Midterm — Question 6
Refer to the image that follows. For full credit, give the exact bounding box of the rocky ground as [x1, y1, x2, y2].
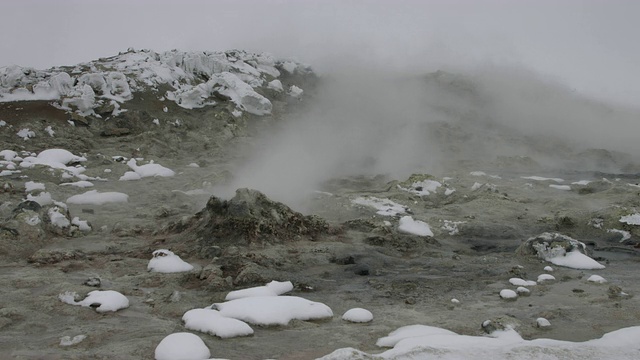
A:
[1, 52, 640, 359]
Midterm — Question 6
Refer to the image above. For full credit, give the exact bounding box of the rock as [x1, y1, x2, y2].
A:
[168, 291, 181, 303]
[95, 100, 116, 115]
[509, 265, 527, 278]
[352, 264, 370, 276]
[83, 277, 101, 287]
[516, 287, 531, 296]
[13, 200, 41, 214]
[100, 127, 131, 137]
[199, 264, 224, 280]
[334, 255, 356, 265]
[233, 263, 271, 286]
[608, 285, 628, 299]
[69, 112, 89, 126]
[28, 249, 86, 265]
[516, 232, 591, 259]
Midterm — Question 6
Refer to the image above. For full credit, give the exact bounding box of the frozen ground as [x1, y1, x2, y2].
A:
[1, 50, 640, 359]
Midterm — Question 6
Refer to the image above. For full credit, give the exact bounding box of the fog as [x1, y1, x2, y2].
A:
[2, 1, 639, 207]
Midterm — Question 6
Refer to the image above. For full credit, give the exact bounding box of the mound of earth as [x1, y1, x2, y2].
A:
[165, 188, 335, 255]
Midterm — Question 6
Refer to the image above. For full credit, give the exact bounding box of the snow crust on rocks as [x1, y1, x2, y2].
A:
[66, 190, 128, 205]
[398, 179, 442, 196]
[24, 181, 45, 192]
[516, 287, 530, 295]
[48, 207, 70, 228]
[182, 308, 254, 339]
[375, 325, 457, 347]
[126, 159, 175, 178]
[267, 79, 283, 91]
[322, 324, 640, 359]
[59, 335, 87, 347]
[620, 213, 640, 225]
[587, 275, 607, 283]
[147, 249, 194, 273]
[521, 176, 564, 182]
[549, 250, 605, 269]
[0, 49, 310, 117]
[352, 196, 408, 216]
[60, 180, 94, 188]
[19, 149, 87, 177]
[529, 233, 605, 270]
[509, 278, 537, 286]
[500, 289, 518, 299]
[59, 290, 129, 312]
[398, 216, 433, 237]
[342, 308, 373, 323]
[537, 274, 556, 282]
[537, 318, 552, 328]
[225, 280, 294, 301]
[214, 296, 333, 326]
[154, 332, 211, 360]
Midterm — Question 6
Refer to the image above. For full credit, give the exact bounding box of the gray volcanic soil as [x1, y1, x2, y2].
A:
[2, 77, 640, 359]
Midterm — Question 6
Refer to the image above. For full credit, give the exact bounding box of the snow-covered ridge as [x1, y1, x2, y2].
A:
[0, 49, 312, 116]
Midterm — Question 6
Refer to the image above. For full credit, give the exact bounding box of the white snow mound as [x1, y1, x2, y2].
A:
[182, 308, 253, 339]
[398, 216, 433, 237]
[127, 159, 175, 178]
[154, 332, 211, 360]
[59, 290, 129, 312]
[214, 296, 333, 326]
[225, 280, 294, 301]
[342, 308, 373, 323]
[147, 249, 194, 273]
[66, 190, 128, 205]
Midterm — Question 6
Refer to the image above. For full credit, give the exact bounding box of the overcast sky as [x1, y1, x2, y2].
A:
[2, 0, 638, 106]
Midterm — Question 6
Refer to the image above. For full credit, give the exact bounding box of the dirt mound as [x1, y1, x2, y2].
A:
[166, 188, 336, 256]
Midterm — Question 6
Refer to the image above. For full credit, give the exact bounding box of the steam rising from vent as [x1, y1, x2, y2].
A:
[216, 68, 445, 208]
[218, 61, 640, 209]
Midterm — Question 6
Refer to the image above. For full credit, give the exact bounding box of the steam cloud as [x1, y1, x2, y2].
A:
[218, 58, 640, 209]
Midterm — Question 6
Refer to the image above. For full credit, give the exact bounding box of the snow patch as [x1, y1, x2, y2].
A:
[620, 213, 640, 225]
[147, 249, 194, 273]
[66, 190, 128, 205]
[500, 289, 518, 299]
[24, 181, 45, 192]
[182, 308, 254, 339]
[398, 216, 433, 237]
[126, 158, 175, 178]
[342, 308, 373, 323]
[587, 275, 607, 283]
[154, 332, 210, 360]
[509, 278, 536, 287]
[225, 280, 293, 301]
[214, 296, 333, 326]
[352, 196, 408, 216]
[59, 290, 129, 312]
[522, 176, 564, 182]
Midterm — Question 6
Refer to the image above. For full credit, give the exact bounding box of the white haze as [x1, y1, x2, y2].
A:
[2, 0, 640, 207]
[222, 60, 640, 208]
